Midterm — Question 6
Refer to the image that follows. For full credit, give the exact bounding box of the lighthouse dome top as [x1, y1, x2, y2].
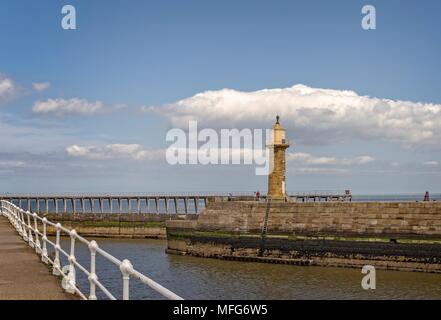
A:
[272, 115, 284, 130]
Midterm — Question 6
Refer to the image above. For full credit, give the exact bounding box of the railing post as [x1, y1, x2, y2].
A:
[12, 205, 19, 231]
[15, 206, 23, 236]
[120, 259, 133, 300]
[33, 213, 41, 254]
[27, 212, 34, 248]
[88, 240, 98, 300]
[41, 217, 49, 264]
[20, 209, 28, 241]
[65, 229, 77, 294]
[53, 223, 61, 275]
[16, 206, 21, 231]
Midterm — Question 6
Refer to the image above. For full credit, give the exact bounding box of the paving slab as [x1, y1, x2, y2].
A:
[0, 217, 73, 300]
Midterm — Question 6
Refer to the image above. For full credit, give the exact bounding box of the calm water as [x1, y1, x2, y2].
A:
[55, 238, 441, 300]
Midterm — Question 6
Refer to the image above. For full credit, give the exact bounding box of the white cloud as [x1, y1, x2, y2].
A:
[148, 84, 441, 146]
[0, 160, 26, 168]
[66, 144, 164, 161]
[33, 98, 105, 116]
[423, 161, 439, 166]
[0, 74, 20, 104]
[293, 167, 350, 174]
[32, 82, 50, 92]
[287, 152, 375, 166]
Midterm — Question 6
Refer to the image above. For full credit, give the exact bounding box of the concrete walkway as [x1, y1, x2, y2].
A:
[0, 217, 72, 300]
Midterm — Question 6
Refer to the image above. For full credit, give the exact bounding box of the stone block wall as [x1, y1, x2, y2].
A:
[196, 201, 441, 239]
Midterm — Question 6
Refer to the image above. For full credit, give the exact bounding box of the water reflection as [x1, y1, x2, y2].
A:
[56, 238, 441, 300]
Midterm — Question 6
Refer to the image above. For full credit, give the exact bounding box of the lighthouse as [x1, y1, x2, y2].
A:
[267, 116, 290, 200]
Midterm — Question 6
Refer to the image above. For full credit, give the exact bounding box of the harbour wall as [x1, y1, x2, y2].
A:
[43, 213, 197, 239]
[165, 200, 441, 272]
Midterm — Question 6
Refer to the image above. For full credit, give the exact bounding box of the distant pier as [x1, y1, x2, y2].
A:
[0, 191, 352, 216]
[0, 193, 209, 216]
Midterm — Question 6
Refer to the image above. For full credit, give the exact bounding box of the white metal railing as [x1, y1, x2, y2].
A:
[288, 190, 352, 197]
[0, 200, 183, 300]
[0, 191, 253, 198]
[0, 190, 352, 198]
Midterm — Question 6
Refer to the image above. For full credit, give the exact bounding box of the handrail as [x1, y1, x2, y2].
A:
[0, 190, 352, 198]
[0, 200, 183, 300]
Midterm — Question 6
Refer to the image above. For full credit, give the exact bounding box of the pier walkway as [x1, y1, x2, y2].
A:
[0, 200, 183, 300]
[0, 217, 71, 300]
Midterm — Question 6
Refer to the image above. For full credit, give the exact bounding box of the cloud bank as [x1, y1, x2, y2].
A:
[147, 84, 441, 146]
[33, 98, 105, 116]
[423, 161, 439, 167]
[287, 153, 375, 166]
[66, 144, 164, 160]
[66, 143, 375, 169]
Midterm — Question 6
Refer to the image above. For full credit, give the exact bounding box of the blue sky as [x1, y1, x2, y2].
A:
[1, 0, 441, 194]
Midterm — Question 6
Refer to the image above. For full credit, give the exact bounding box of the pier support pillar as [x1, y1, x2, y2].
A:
[174, 198, 179, 214]
[165, 198, 169, 214]
[155, 198, 159, 214]
[72, 198, 77, 217]
[184, 197, 188, 217]
[194, 197, 199, 213]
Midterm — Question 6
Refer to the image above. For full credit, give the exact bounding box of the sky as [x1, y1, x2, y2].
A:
[0, 0, 441, 194]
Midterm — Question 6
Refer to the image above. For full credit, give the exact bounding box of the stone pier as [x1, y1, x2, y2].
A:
[166, 199, 441, 273]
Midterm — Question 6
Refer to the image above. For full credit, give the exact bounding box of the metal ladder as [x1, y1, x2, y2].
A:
[258, 200, 271, 257]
